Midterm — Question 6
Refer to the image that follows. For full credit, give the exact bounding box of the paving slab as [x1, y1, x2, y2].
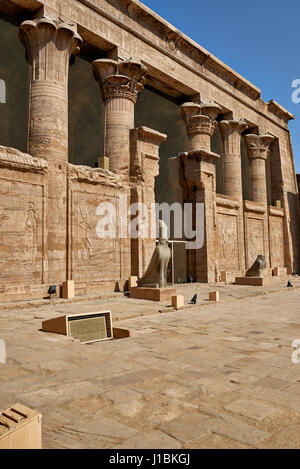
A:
[1, 285, 300, 448]
[224, 399, 276, 421]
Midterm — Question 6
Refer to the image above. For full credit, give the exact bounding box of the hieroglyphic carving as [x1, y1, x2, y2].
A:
[25, 202, 38, 264]
[79, 208, 95, 261]
[218, 213, 238, 271]
[72, 190, 120, 281]
[270, 216, 284, 267]
[246, 218, 264, 268]
[0, 180, 44, 285]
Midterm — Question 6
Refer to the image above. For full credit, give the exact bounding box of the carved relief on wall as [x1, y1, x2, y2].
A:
[217, 213, 239, 271]
[24, 202, 38, 264]
[72, 190, 120, 282]
[79, 208, 96, 261]
[270, 216, 284, 268]
[246, 217, 264, 268]
[0, 179, 43, 285]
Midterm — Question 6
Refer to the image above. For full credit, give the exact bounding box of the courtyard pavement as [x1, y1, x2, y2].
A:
[1, 278, 300, 448]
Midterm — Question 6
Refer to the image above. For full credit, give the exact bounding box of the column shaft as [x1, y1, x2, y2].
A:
[105, 97, 134, 173]
[220, 120, 247, 202]
[245, 134, 275, 206]
[19, 18, 82, 283]
[93, 59, 147, 176]
[180, 101, 221, 282]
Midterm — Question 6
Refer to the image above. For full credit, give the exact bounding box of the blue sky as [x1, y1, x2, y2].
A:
[141, 0, 300, 172]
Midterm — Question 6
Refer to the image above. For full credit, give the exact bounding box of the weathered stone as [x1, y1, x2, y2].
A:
[138, 221, 171, 289]
[117, 430, 181, 449]
[160, 412, 217, 444]
[246, 255, 267, 278]
[0, 0, 296, 299]
[224, 399, 276, 421]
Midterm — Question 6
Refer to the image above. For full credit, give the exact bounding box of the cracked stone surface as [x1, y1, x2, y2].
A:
[1, 281, 300, 448]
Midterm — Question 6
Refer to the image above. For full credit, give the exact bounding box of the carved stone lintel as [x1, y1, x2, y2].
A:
[93, 59, 147, 104]
[68, 164, 122, 188]
[216, 195, 240, 210]
[0, 146, 48, 173]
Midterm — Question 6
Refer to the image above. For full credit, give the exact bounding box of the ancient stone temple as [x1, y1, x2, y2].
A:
[0, 0, 299, 300]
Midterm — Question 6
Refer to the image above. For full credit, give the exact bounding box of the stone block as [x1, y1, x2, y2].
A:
[209, 291, 219, 302]
[224, 399, 276, 421]
[0, 403, 42, 449]
[160, 412, 216, 445]
[113, 327, 131, 339]
[61, 280, 75, 299]
[130, 287, 176, 302]
[273, 267, 287, 277]
[98, 156, 109, 170]
[171, 295, 184, 308]
[220, 271, 228, 283]
[128, 276, 138, 288]
[275, 200, 282, 208]
[235, 277, 270, 286]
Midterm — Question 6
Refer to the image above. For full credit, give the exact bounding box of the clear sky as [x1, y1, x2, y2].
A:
[141, 0, 300, 172]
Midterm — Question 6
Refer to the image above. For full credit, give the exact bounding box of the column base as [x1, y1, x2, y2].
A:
[235, 276, 271, 286]
[130, 287, 176, 302]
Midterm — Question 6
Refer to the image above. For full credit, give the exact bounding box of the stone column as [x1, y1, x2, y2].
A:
[245, 134, 275, 205]
[180, 101, 221, 282]
[19, 17, 82, 161]
[219, 119, 248, 201]
[92, 59, 147, 176]
[19, 18, 82, 284]
[219, 119, 248, 272]
[245, 133, 275, 270]
[130, 127, 167, 278]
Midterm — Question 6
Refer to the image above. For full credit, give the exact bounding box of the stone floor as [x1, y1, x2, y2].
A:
[1, 277, 300, 448]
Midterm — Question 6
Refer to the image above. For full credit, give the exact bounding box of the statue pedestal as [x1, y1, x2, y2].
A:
[130, 287, 176, 302]
[235, 276, 271, 286]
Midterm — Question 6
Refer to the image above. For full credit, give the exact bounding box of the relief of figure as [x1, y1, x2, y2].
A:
[248, 229, 263, 266]
[25, 202, 38, 264]
[219, 227, 226, 260]
[138, 220, 171, 288]
[79, 208, 95, 260]
[272, 225, 284, 266]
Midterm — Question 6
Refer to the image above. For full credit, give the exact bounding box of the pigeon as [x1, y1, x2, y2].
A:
[287, 281, 293, 288]
[190, 294, 197, 304]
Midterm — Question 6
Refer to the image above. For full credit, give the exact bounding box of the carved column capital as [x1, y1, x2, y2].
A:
[19, 17, 82, 84]
[245, 133, 275, 161]
[93, 59, 147, 104]
[220, 119, 248, 154]
[181, 101, 221, 152]
[188, 114, 217, 137]
[181, 101, 221, 135]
